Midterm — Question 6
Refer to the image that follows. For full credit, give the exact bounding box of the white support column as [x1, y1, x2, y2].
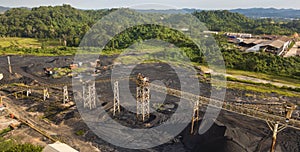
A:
[143, 85, 150, 120]
[89, 81, 96, 109]
[82, 81, 96, 110]
[43, 88, 50, 101]
[63, 86, 69, 104]
[113, 81, 120, 116]
[26, 89, 32, 97]
[7, 56, 12, 74]
[136, 86, 143, 118]
[82, 83, 89, 108]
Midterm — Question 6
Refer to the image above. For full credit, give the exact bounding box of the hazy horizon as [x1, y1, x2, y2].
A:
[1, 0, 300, 10]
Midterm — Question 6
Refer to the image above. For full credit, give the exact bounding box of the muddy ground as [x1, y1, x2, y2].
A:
[0, 55, 299, 152]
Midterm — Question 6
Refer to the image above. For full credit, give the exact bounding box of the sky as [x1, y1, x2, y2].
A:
[1, 0, 300, 10]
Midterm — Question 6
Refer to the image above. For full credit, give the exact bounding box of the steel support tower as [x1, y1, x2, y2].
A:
[136, 73, 150, 121]
[191, 100, 200, 134]
[7, 56, 12, 74]
[82, 81, 96, 109]
[63, 86, 69, 104]
[268, 102, 297, 152]
[113, 81, 120, 116]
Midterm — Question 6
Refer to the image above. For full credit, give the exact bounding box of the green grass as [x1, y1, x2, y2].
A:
[0, 37, 41, 48]
[226, 68, 300, 88]
[0, 127, 12, 137]
[0, 37, 62, 49]
[227, 81, 300, 98]
[0, 138, 43, 152]
[75, 130, 85, 136]
[227, 76, 300, 92]
[197, 65, 300, 88]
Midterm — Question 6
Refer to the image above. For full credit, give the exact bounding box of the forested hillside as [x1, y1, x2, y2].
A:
[0, 5, 300, 79]
[0, 5, 299, 47]
[0, 5, 112, 46]
[193, 10, 294, 35]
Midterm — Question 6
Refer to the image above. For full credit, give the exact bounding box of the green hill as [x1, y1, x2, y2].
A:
[193, 10, 293, 35]
[0, 5, 112, 46]
[0, 5, 298, 47]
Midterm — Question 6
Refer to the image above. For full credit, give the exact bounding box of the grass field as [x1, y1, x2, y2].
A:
[0, 37, 41, 48]
[227, 81, 300, 98]
[226, 69, 300, 88]
[197, 64, 300, 88]
[0, 37, 61, 48]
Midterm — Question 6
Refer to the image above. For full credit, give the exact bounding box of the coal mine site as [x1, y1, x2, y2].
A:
[0, 55, 300, 152]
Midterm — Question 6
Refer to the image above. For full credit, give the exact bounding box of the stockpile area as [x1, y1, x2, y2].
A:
[0, 56, 299, 152]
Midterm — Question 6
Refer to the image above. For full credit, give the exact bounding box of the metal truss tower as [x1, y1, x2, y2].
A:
[191, 100, 200, 134]
[136, 73, 150, 121]
[113, 81, 120, 116]
[63, 86, 69, 104]
[268, 102, 297, 152]
[82, 81, 96, 109]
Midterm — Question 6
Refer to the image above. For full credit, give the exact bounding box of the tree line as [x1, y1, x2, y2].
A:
[0, 5, 299, 47]
[1, 5, 300, 78]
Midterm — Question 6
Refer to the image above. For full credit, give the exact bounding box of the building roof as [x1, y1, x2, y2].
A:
[267, 40, 285, 49]
[278, 36, 291, 42]
[242, 39, 256, 44]
[261, 35, 278, 40]
[242, 39, 270, 45]
[42, 141, 78, 152]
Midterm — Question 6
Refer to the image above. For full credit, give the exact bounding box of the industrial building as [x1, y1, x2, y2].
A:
[236, 36, 293, 56]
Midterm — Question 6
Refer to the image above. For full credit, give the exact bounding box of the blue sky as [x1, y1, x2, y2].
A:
[1, 0, 300, 9]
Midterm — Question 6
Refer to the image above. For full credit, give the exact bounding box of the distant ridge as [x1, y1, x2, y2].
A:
[230, 8, 300, 19]
[0, 5, 300, 19]
[136, 8, 300, 19]
[0, 6, 10, 13]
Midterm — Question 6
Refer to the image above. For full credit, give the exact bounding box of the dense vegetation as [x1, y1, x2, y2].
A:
[0, 5, 300, 79]
[0, 5, 112, 46]
[213, 35, 300, 79]
[223, 49, 300, 79]
[0, 5, 299, 47]
[0, 138, 43, 152]
[193, 10, 294, 35]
